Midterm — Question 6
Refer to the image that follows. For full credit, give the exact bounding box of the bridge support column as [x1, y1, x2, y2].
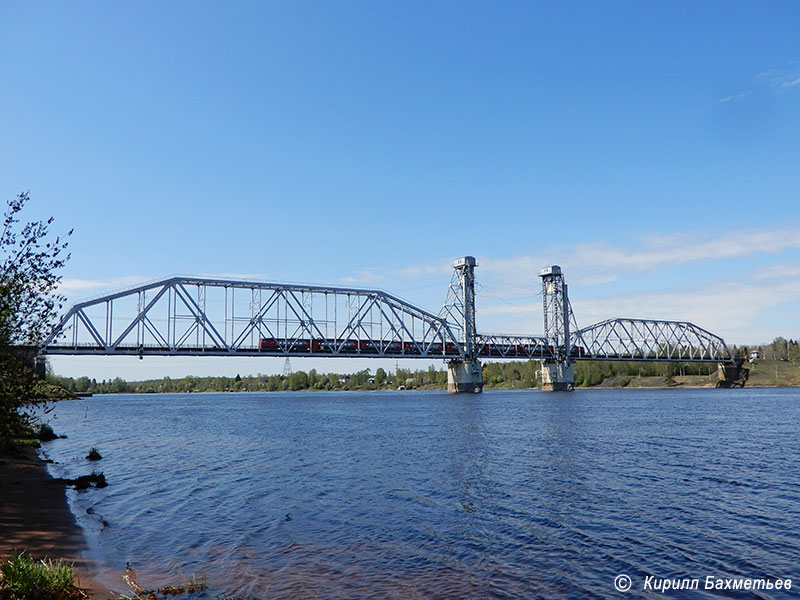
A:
[33, 355, 46, 379]
[443, 256, 482, 394]
[716, 359, 748, 388]
[540, 361, 574, 392]
[539, 265, 576, 392]
[447, 359, 483, 394]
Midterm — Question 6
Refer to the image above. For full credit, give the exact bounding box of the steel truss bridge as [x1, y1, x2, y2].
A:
[39, 258, 741, 391]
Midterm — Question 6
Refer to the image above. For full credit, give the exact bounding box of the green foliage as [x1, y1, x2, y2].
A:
[35, 423, 58, 441]
[41, 347, 800, 397]
[0, 553, 84, 600]
[48, 364, 454, 393]
[0, 351, 41, 452]
[0, 193, 71, 346]
[740, 337, 800, 361]
[1, 193, 71, 452]
[571, 359, 723, 387]
[482, 361, 540, 389]
[790, 343, 800, 363]
[287, 371, 308, 390]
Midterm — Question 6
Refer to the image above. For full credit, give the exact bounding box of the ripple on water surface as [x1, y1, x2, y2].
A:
[41, 389, 800, 599]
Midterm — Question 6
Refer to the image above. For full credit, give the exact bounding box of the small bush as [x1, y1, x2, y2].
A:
[85, 448, 102, 461]
[36, 424, 58, 442]
[0, 552, 85, 600]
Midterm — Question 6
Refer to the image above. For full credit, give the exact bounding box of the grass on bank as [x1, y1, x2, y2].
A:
[0, 553, 86, 600]
[6, 422, 65, 454]
[746, 358, 800, 387]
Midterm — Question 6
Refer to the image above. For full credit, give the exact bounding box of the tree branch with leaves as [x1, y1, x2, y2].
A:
[1, 192, 71, 451]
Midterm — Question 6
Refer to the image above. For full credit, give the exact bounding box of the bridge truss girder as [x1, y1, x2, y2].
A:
[571, 318, 735, 363]
[40, 276, 463, 359]
[474, 334, 555, 360]
[40, 267, 738, 371]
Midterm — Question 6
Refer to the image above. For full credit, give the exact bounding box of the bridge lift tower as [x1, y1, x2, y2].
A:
[441, 256, 483, 393]
[539, 265, 575, 391]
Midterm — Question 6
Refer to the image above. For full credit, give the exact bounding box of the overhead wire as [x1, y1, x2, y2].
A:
[475, 282, 541, 307]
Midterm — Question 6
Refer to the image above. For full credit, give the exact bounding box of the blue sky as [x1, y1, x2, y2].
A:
[2, 1, 799, 379]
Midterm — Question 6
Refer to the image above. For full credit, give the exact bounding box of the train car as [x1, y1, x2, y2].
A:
[403, 342, 421, 354]
[358, 340, 379, 353]
[384, 341, 403, 354]
[289, 339, 310, 352]
[259, 337, 460, 357]
[259, 338, 278, 351]
[336, 340, 358, 353]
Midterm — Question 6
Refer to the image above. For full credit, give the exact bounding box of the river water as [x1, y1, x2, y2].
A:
[40, 388, 799, 599]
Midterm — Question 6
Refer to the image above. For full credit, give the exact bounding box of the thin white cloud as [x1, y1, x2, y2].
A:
[473, 225, 800, 288]
[477, 275, 800, 345]
[341, 259, 453, 284]
[462, 226, 800, 344]
[207, 272, 269, 280]
[393, 259, 453, 278]
[720, 65, 800, 102]
[782, 76, 800, 88]
[341, 268, 385, 284]
[569, 273, 620, 287]
[582, 226, 800, 271]
[58, 276, 152, 301]
[573, 278, 800, 342]
[756, 66, 800, 87]
[719, 91, 752, 103]
[58, 272, 275, 304]
[753, 263, 800, 280]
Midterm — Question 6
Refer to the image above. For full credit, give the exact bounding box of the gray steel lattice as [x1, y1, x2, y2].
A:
[439, 256, 479, 360]
[39, 269, 738, 366]
[571, 318, 734, 362]
[40, 276, 463, 358]
[539, 266, 579, 361]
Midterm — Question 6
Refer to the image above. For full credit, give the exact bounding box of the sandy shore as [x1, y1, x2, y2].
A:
[0, 447, 110, 599]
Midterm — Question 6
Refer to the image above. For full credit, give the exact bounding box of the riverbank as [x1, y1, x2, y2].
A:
[0, 447, 109, 599]
[45, 358, 800, 395]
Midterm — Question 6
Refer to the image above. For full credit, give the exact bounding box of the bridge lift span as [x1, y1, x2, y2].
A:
[535, 265, 745, 390]
[39, 257, 745, 393]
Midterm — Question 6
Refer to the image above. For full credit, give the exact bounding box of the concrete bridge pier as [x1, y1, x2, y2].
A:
[6, 346, 46, 379]
[540, 361, 574, 392]
[447, 359, 483, 394]
[716, 359, 749, 388]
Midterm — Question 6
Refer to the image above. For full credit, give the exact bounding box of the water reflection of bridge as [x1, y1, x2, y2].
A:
[40, 258, 744, 393]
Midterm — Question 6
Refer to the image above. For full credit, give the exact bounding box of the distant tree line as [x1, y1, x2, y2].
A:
[43, 338, 800, 397]
[47, 365, 451, 394]
[732, 338, 800, 362]
[45, 357, 742, 395]
[572, 360, 718, 387]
